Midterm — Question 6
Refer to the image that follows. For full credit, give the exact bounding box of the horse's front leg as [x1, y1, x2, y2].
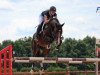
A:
[55, 31, 63, 51]
[56, 39, 62, 50]
[55, 34, 63, 51]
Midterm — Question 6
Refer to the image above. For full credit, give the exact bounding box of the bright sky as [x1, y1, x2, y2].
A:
[0, 0, 100, 43]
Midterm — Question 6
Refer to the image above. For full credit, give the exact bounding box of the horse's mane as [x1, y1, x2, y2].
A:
[48, 18, 60, 24]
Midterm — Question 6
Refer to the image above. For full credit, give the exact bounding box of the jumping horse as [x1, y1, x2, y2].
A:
[31, 18, 64, 71]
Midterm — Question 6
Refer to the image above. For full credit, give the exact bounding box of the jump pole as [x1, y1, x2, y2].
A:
[14, 57, 100, 62]
[14, 57, 100, 75]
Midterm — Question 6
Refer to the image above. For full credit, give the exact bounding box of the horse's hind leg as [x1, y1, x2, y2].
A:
[43, 48, 50, 57]
[31, 50, 41, 72]
[31, 39, 40, 72]
[43, 49, 50, 70]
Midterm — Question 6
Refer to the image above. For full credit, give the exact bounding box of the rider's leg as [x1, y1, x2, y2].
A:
[36, 15, 44, 38]
[36, 24, 42, 37]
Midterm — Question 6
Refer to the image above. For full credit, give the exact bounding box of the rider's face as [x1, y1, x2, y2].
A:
[50, 11, 56, 16]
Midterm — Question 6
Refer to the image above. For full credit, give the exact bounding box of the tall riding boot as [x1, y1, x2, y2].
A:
[36, 24, 42, 38]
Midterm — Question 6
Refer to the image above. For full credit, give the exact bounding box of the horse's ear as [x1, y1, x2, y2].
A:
[61, 23, 65, 26]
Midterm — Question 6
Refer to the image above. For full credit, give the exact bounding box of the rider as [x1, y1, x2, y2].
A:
[35, 6, 57, 38]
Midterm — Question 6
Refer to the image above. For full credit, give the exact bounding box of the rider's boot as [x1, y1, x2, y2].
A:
[35, 24, 42, 41]
[35, 31, 40, 41]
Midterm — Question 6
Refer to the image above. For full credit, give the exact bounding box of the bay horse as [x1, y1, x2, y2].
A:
[31, 18, 64, 71]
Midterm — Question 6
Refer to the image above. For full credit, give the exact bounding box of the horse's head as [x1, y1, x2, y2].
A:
[47, 18, 64, 49]
[47, 18, 64, 34]
[55, 22, 64, 35]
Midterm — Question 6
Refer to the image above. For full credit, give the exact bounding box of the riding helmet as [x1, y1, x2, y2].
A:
[50, 6, 56, 11]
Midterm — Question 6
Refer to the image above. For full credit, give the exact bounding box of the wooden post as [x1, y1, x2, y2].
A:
[96, 61, 98, 75]
[95, 39, 100, 75]
[66, 63, 70, 75]
[95, 46, 98, 75]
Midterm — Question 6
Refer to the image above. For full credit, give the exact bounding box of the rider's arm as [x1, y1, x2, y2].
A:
[53, 16, 57, 18]
[53, 13, 57, 18]
[44, 15, 49, 24]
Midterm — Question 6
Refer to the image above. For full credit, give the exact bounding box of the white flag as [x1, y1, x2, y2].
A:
[96, 39, 100, 44]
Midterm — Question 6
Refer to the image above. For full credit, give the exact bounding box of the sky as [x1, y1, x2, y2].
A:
[0, 0, 100, 43]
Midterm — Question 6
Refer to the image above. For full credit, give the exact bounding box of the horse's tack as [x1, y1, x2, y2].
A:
[32, 18, 64, 57]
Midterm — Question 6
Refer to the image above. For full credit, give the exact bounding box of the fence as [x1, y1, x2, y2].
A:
[0, 45, 12, 75]
[0, 43, 100, 75]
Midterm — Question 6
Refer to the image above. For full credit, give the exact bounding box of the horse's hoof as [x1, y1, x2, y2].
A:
[39, 70, 44, 75]
[55, 48, 59, 51]
[30, 69, 34, 74]
[30, 69, 36, 73]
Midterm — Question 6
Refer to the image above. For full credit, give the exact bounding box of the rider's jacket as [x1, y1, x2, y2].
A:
[41, 10, 57, 20]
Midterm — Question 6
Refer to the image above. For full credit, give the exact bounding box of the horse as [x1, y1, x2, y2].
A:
[31, 18, 64, 71]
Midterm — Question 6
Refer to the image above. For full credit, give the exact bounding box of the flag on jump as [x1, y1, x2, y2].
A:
[96, 7, 100, 13]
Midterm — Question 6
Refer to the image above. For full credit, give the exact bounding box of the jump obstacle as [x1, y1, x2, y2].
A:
[14, 57, 100, 63]
[0, 39, 100, 75]
[0, 45, 12, 75]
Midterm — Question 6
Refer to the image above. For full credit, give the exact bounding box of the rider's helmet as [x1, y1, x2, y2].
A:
[50, 6, 56, 12]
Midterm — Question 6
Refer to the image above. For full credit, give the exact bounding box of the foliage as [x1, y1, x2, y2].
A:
[12, 68, 17, 72]
[47, 66, 66, 71]
[20, 67, 31, 72]
[0, 36, 96, 71]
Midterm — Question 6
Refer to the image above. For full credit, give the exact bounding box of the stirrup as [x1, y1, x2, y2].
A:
[34, 36, 38, 41]
[40, 31, 42, 34]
